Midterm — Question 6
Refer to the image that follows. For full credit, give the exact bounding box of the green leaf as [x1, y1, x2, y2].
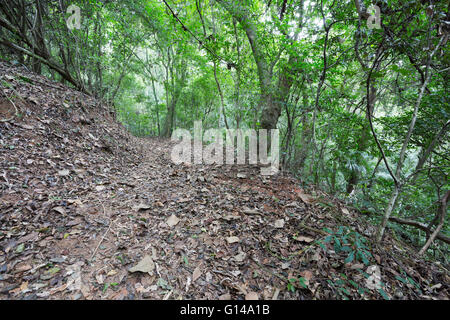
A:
[345, 251, 355, 264]
[318, 241, 327, 250]
[378, 288, 390, 300]
[15, 243, 25, 253]
[395, 275, 408, 284]
[334, 237, 342, 252]
[341, 246, 352, 252]
[298, 277, 307, 289]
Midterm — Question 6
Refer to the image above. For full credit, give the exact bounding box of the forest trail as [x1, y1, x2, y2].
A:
[0, 62, 448, 300]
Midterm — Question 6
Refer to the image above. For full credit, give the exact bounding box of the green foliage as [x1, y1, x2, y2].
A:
[320, 226, 373, 266]
[287, 277, 308, 293]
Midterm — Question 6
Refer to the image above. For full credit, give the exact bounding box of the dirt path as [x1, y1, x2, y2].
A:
[51, 138, 326, 300]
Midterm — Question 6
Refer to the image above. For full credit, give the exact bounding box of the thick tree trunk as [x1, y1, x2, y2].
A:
[162, 95, 178, 137]
[216, 0, 279, 129]
[32, 0, 48, 74]
[162, 59, 186, 138]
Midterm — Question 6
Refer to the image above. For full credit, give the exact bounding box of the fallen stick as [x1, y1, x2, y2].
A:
[89, 202, 112, 262]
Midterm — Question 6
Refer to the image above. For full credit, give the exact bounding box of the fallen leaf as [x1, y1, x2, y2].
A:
[274, 219, 285, 228]
[295, 189, 314, 204]
[52, 206, 66, 215]
[245, 292, 259, 300]
[226, 236, 240, 244]
[295, 235, 314, 243]
[230, 270, 241, 277]
[350, 263, 365, 270]
[129, 255, 155, 275]
[219, 293, 231, 300]
[106, 270, 117, 277]
[166, 215, 180, 227]
[58, 169, 70, 176]
[15, 243, 25, 253]
[281, 262, 290, 269]
[21, 124, 34, 130]
[134, 203, 152, 211]
[234, 252, 246, 262]
[192, 265, 202, 282]
[19, 281, 29, 291]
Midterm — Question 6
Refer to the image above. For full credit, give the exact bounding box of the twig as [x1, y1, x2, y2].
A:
[90, 202, 111, 262]
[297, 222, 329, 236]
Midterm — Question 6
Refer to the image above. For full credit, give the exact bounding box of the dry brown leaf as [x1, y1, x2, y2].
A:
[234, 252, 246, 262]
[19, 281, 29, 291]
[245, 292, 259, 300]
[134, 203, 152, 211]
[58, 169, 70, 176]
[192, 265, 202, 282]
[226, 236, 240, 244]
[298, 193, 313, 204]
[296, 235, 314, 243]
[95, 185, 105, 191]
[167, 214, 180, 227]
[129, 255, 155, 275]
[106, 270, 117, 277]
[274, 219, 285, 228]
[15, 263, 32, 273]
[52, 206, 65, 215]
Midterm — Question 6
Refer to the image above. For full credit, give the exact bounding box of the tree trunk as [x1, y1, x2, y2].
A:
[418, 190, 449, 255]
[216, 0, 278, 129]
[376, 185, 400, 242]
